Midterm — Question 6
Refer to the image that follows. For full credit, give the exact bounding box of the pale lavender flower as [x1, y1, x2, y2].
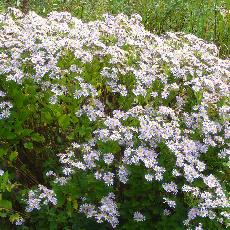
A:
[133, 212, 146, 222]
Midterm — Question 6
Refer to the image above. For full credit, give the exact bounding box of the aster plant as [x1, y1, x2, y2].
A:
[0, 8, 229, 230]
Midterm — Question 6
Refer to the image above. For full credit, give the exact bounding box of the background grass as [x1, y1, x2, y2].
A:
[0, 0, 229, 56]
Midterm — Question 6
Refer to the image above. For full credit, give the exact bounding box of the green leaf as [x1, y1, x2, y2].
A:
[66, 198, 73, 217]
[6, 132, 17, 140]
[31, 133, 45, 143]
[20, 128, 33, 137]
[24, 142, 33, 150]
[0, 149, 5, 159]
[72, 199, 78, 210]
[0, 200, 12, 209]
[9, 151, 18, 161]
[98, 140, 121, 154]
[58, 115, 70, 129]
[9, 213, 20, 223]
[41, 109, 53, 124]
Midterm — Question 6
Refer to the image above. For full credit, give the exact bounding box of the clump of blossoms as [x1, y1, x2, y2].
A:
[0, 8, 229, 229]
[25, 185, 57, 212]
[79, 193, 119, 228]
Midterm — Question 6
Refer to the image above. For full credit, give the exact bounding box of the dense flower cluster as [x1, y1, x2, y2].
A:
[0, 8, 229, 229]
[25, 185, 57, 212]
[79, 193, 119, 228]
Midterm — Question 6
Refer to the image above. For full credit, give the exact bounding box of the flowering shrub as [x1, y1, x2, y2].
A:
[0, 8, 229, 230]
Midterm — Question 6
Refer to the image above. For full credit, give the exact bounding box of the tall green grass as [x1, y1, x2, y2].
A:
[1, 0, 229, 57]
